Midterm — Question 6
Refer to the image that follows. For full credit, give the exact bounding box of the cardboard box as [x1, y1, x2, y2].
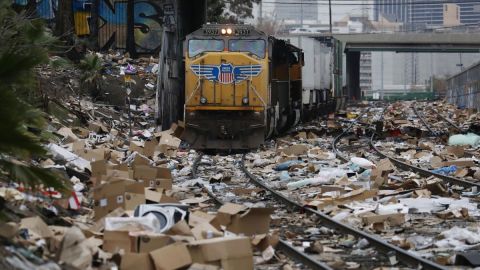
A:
[135, 234, 173, 253]
[129, 141, 144, 154]
[93, 179, 145, 220]
[121, 253, 154, 270]
[171, 121, 185, 139]
[133, 154, 151, 167]
[72, 127, 90, 138]
[134, 165, 173, 189]
[187, 263, 219, 270]
[91, 160, 107, 177]
[213, 203, 273, 236]
[145, 188, 179, 203]
[20, 216, 54, 239]
[143, 139, 158, 157]
[134, 165, 157, 181]
[103, 230, 134, 253]
[88, 122, 109, 133]
[150, 242, 192, 270]
[188, 237, 253, 270]
[156, 166, 172, 179]
[78, 148, 106, 162]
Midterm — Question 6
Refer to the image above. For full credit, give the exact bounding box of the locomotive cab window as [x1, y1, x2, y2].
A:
[188, 39, 224, 57]
[229, 39, 266, 58]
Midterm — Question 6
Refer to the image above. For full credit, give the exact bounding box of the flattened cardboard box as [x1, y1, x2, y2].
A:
[93, 179, 145, 220]
[188, 237, 253, 270]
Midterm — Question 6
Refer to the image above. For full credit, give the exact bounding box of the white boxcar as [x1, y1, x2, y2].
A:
[278, 35, 332, 106]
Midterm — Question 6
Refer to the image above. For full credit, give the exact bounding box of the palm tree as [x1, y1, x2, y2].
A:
[0, 0, 67, 192]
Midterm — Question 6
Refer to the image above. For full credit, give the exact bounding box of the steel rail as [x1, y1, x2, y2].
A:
[428, 107, 464, 133]
[372, 104, 480, 189]
[332, 110, 371, 163]
[192, 154, 333, 270]
[240, 154, 446, 270]
[370, 135, 480, 189]
[412, 103, 443, 137]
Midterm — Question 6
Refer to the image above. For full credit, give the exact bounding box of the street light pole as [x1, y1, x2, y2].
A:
[329, 0, 332, 33]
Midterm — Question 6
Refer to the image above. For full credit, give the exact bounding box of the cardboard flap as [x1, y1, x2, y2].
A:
[218, 203, 246, 215]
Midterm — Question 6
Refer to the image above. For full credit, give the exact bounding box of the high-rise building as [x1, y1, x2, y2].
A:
[374, 0, 480, 30]
[274, 0, 318, 24]
[373, 0, 410, 23]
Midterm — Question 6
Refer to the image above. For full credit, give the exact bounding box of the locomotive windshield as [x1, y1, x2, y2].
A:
[229, 39, 265, 58]
[188, 39, 224, 57]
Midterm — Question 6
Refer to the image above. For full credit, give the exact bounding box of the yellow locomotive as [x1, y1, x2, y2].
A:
[183, 24, 324, 150]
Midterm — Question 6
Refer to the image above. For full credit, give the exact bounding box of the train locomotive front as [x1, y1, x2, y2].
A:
[183, 24, 306, 150]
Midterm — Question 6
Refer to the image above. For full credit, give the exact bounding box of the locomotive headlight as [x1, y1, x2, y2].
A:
[200, 96, 207, 104]
[242, 97, 249, 105]
[226, 28, 233, 35]
[221, 28, 227, 35]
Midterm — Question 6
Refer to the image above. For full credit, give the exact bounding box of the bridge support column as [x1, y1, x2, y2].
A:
[346, 52, 361, 101]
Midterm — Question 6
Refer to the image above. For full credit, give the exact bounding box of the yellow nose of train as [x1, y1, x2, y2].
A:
[182, 25, 269, 150]
[185, 52, 267, 110]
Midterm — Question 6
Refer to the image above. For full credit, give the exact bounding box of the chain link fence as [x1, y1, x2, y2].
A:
[447, 62, 480, 110]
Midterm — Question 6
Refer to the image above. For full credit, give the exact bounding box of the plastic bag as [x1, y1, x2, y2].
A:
[350, 157, 375, 169]
[431, 165, 457, 176]
[448, 133, 480, 147]
[274, 160, 302, 171]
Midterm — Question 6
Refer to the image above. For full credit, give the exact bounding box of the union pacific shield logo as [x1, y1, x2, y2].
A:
[191, 63, 262, 84]
[219, 63, 234, 84]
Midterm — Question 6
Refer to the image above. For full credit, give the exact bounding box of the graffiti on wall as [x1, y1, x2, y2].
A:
[13, 0, 58, 20]
[13, 0, 173, 53]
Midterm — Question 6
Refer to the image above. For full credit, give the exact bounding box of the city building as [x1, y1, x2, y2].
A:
[274, 0, 318, 25]
[374, 0, 480, 30]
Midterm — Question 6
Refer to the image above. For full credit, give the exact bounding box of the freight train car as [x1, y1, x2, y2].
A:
[182, 24, 334, 150]
[278, 35, 334, 121]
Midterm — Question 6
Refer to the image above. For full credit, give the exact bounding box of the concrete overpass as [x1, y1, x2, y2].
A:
[300, 32, 480, 100]
[289, 32, 480, 99]
[334, 33, 480, 53]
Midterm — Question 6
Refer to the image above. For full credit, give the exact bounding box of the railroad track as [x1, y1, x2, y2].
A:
[332, 102, 480, 189]
[191, 145, 447, 268]
[373, 102, 480, 189]
[241, 154, 448, 269]
[412, 103, 446, 137]
[329, 103, 480, 268]
[427, 105, 464, 133]
[192, 153, 334, 270]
